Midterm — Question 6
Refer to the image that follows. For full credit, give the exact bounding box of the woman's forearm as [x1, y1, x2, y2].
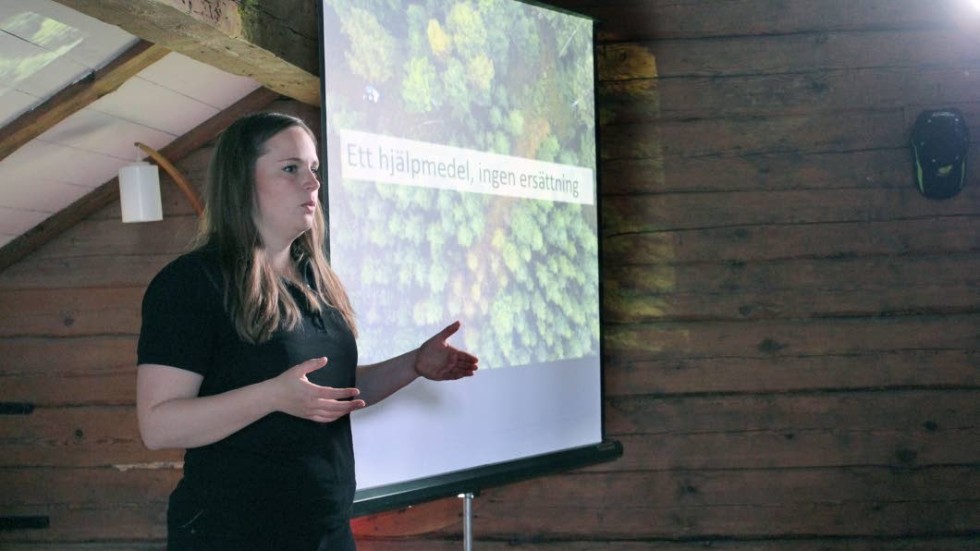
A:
[356, 322, 478, 405]
[137, 367, 279, 450]
[137, 359, 364, 450]
[356, 349, 420, 406]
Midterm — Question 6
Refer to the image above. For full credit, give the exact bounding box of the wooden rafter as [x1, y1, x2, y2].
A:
[0, 87, 281, 273]
[0, 40, 169, 163]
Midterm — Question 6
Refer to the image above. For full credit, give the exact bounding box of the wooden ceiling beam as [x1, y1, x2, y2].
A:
[0, 40, 169, 163]
[52, 0, 321, 105]
[0, 87, 281, 274]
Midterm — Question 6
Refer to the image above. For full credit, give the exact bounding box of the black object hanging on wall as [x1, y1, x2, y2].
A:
[910, 108, 971, 199]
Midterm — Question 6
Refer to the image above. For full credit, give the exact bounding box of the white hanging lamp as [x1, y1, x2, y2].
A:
[117, 142, 203, 223]
[118, 160, 163, 223]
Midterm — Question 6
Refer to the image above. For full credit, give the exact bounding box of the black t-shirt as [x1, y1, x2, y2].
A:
[138, 247, 358, 529]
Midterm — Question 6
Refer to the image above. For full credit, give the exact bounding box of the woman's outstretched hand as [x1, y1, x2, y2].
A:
[414, 321, 479, 381]
[274, 357, 365, 423]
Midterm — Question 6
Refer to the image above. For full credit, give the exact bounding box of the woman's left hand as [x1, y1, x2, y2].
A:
[414, 321, 479, 381]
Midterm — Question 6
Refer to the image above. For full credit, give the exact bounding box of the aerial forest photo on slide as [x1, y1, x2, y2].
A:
[322, 0, 599, 370]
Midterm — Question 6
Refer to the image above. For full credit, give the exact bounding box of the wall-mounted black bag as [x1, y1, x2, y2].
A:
[910, 108, 970, 199]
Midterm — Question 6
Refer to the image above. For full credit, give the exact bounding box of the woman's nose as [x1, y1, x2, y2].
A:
[303, 168, 321, 190]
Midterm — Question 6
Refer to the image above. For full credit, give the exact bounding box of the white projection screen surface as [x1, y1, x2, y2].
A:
[319, 0, 616, 512]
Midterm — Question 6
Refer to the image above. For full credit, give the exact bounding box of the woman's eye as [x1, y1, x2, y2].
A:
[283, 165, 297, 174]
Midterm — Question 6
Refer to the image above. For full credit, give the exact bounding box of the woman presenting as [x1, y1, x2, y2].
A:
[136, 111, 478, 550]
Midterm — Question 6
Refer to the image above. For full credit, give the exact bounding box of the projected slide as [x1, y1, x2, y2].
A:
[321, 0, 602, 493]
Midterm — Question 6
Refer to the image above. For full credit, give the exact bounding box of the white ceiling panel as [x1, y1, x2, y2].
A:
[0, 177, 89, 212]
[2, 0, 134, 67]
[94, 74, 221, 136]
[137, 52, 261, 109]
[10, 54, 92, 97]
[2, 140, 124, 189]
[0, 205, 49, 235]
[0, 8, 85, 56]
[0, 31, 85, 93]
[0, 85, 38, 126]
[36, 108, 175, 162]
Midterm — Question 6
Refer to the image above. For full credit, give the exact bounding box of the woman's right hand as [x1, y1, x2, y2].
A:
[272, 357, 366, 423]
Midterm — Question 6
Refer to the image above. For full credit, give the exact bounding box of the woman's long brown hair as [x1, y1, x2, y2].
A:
[198, 111, 356, 343]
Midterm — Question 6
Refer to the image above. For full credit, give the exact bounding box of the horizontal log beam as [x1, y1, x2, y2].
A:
[52, 0, 320, 105]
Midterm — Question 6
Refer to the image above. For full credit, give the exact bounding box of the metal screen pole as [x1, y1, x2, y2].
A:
[460, 492, 475, 551]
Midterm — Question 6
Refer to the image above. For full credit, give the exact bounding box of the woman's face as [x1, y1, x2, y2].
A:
[252, 126, 321, 250]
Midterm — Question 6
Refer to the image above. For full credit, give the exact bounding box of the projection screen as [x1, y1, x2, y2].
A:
[319, 0, 620, 515]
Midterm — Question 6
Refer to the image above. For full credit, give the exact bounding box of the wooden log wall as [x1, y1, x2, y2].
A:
[1, 0, 978, 549]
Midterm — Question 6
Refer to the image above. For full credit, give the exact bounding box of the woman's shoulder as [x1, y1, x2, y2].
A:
[168, 244, 220, 270]
[147, 245, 223, 294]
